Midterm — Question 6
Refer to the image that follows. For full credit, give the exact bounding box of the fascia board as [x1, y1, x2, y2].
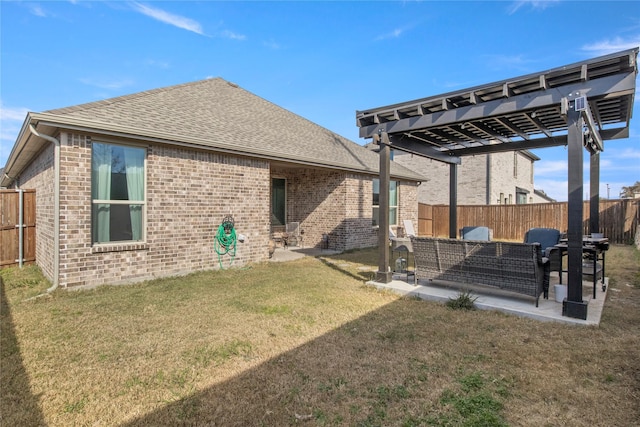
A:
[29, 113, 425, 182]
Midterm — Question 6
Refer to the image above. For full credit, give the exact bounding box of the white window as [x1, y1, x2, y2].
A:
[516, 188, 528, 204]
[91, 142, 146, 243]
[372, 178, 398, 226]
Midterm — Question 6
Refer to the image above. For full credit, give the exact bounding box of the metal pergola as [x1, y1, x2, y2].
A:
[356, 48, 638, 320]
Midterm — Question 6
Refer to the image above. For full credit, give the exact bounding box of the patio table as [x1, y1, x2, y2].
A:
[555, 236, 609, 298]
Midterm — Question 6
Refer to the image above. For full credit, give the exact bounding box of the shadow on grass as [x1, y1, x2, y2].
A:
[120, 300, 428, 426]
[316, 256, 375, 282]
[119, 294, 515, 427]
[118, 246, 640, 426]
[0, 277, 46, 425]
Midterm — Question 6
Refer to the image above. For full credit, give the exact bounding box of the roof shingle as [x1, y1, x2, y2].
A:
[44, 78, 424, 180]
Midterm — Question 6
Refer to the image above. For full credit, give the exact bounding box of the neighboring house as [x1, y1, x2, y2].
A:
[391, 149, 540, 205]
[532, 189, 557, 203]
[1, 78, 423, 289]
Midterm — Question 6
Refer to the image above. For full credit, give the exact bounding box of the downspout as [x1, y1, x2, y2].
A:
[28, 123, 60, 293]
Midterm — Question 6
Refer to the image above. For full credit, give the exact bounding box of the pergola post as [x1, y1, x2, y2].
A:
[376, 131, 392, 283]
[590, 152, 600, 234]
[564, 102, 588, 320]
[449, 163, 458, 238]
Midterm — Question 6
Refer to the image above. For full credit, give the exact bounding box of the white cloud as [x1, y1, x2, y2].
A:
[0, 104, 31, 167]
[482, 53, 537, 72]
[1, 125, 22, 143]
[1, 106, 29, 141]
[507, 0, 560, 15]
[79, 77, 134, 90]
[1, 104, 30, 122]
[28, 4, 48, 17]
[616, 148, 640, 159]
[376, 28, 403, 40]
[534, 178, 567, 202]
[582, 36, 640, 56]
[220, 30, 246, 41]
[534, 160, 567, 176]
[263, 39, 281, 50]
[131, 2, 206, 36]
[534, 178, 615, 202]
[145, 59, 170, 69]
[599, 182, 627, 199]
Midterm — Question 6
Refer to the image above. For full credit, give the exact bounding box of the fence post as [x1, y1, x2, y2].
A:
[17, 189, 24, 268]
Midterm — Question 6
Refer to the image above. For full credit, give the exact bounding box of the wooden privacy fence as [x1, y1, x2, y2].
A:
[419, 199, 640, 244]
[1, 189, 36, 268]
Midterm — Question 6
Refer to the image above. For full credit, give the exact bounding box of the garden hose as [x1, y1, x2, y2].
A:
[214, 215, 237, 269]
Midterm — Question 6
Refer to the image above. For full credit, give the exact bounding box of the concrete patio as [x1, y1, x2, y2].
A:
[271, 246, 608, 326]
[367, 272, 608, 326]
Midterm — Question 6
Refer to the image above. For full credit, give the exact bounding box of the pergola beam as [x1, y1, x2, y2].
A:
[447, 127, 628, 156]
[390, 134, 461, 164]
[581, 102, 604, 152]
[358, 72, 636, 138]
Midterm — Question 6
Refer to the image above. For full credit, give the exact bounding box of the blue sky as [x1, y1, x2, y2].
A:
[1, 0, 638, 201]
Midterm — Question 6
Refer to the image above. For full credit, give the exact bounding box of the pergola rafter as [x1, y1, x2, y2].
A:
[358, 50, 636, 157]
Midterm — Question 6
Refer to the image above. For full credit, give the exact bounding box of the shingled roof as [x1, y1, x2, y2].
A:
[2, 78, 424, 186]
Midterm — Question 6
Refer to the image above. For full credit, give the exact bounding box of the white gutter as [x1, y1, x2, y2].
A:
[28, 123, 60, 293]
[30, 113, 426, 182]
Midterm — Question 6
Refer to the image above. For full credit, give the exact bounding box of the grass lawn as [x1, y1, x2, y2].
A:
[2, 245, 639, 426]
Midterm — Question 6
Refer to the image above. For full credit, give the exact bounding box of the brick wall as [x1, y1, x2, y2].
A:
[342, 174, 377, 250]
[272, 166, 418, 251]
[58, 133, 93, 287]
[488, 152, 535, 204]
[398, 181, 419, 233]
[16, 132, 419, 288]
[54, 133, 270, 288]
[271, 167, 376, 251]
[394, 151, 535, 205]
[15, 143, 55, 282]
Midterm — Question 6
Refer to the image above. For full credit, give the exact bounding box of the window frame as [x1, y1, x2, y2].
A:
[515, 187, 529, 205]
[271, 177, 287, 227]
[91, 141, 147, 246]
[372, 178, 399, 227]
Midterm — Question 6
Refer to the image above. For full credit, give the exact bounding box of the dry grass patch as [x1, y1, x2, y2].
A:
[1, 245, 639, 426]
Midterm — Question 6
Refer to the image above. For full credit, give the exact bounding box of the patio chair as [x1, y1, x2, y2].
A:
[402, 219, 417, 238]
[524, 227, 561, 274]
[460, 226, 491, 241]
[286, 222, 302, 247]
[391, 223, 414, 283]
[389, 226, 397, 240]
[390, 226, 412, 252]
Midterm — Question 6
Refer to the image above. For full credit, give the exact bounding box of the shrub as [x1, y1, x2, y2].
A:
[446, 290, 478, 310]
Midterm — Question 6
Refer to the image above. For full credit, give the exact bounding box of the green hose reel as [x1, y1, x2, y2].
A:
[214, 215, 237, 269]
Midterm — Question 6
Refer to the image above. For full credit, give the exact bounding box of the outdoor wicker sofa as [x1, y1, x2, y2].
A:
[410, 236, 550, 306]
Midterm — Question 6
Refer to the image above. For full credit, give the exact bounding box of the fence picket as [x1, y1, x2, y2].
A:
[419, 200, 639, 244]
[1, 189, 36, 268]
